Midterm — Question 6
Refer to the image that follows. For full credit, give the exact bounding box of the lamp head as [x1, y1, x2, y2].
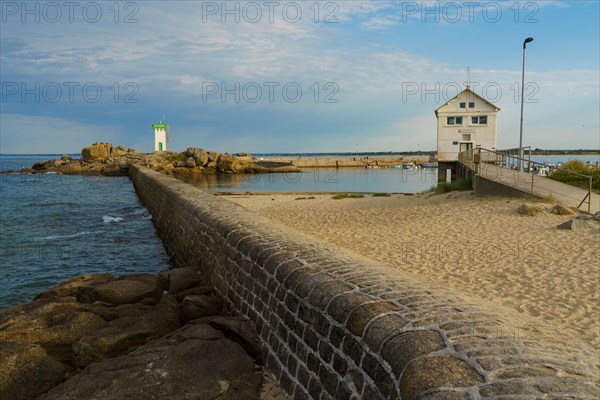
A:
[524, 37, 534, 48]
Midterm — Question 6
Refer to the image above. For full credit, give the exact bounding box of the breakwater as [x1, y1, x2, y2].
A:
[130, 165, 599, 399]
[262, 156, 424, 168]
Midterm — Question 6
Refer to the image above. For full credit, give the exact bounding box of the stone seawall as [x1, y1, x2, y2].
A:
[129, 166, 599, 399]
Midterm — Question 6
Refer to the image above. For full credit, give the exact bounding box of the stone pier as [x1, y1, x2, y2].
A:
[130, 165, 599, 399]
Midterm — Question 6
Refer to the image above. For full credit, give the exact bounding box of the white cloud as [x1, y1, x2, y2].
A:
[1, 0, 597, 152]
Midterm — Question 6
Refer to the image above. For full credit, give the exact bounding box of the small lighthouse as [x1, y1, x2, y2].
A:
[152, 121, 169, 152]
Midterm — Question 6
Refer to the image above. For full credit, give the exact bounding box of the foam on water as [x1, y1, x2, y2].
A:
[35, 231, 97, 240]
[103, 215, 124, 223]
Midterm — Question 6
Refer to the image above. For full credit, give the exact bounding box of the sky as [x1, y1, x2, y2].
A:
[1, 0, 599, 154]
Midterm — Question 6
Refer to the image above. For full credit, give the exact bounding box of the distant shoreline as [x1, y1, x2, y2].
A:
[1, 151, 599, 157]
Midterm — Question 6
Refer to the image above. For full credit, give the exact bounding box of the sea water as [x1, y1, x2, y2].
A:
[2, 153, 596, 310]
[176, 167, 440, 193]
[0, 155, 171, 312]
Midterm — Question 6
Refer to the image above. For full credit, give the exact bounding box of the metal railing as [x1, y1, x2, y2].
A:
[459, 147, 594, 212]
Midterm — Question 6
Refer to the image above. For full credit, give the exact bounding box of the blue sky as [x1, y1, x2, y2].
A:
[1, 0, 599, 154]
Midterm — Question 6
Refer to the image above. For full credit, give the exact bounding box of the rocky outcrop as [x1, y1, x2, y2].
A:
[217, 153, 244, 173]
[186, 146, 209, 166]
[72, 295, 180, 368]
[81, 143, 129, 161]
[0, 342, 71, 400]
[0, 298, 109, 363]
[180, 295, 222, 324]
[75, 273, 165, 305]
[38, 321, 264, 400]
[6, 142, 299, 177]
[0, 270, 286, 400]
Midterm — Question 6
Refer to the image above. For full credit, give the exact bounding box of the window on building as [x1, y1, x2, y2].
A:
[469, 102, 475, 108]
[471, 116, 488, 125]
[447, 116, 463, 125]
[460, 102, 466, 109]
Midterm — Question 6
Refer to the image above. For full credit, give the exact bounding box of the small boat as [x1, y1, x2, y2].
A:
[402, 163, 414, 169]
[419, 162, 438, 168]
[537, 166, 550, 176]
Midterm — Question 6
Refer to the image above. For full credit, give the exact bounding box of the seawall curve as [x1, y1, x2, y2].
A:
[129, 165, 599, 399]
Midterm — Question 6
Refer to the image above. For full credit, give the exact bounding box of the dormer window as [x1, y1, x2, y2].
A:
[447, 116, 463, 125]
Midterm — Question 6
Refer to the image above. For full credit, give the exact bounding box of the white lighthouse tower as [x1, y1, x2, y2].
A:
[152, 121, 169, 152]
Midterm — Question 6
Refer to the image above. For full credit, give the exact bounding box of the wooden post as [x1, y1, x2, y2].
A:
[589, 177, 592, 213]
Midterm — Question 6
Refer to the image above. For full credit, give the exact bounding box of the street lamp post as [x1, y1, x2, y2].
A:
[518, 37, 534, 172]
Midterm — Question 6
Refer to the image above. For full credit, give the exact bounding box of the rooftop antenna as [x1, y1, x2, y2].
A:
[466, 66, 471, 90]
[162, 113, 169, 143]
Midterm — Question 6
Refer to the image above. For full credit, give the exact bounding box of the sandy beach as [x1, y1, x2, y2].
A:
[223, 191, 600, 349]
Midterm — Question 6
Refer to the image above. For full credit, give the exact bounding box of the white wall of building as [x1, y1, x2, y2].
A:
[154, 128, 167, 152]
[436, 89, 499, 161]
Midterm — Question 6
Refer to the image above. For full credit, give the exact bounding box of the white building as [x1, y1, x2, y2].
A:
[435, 88, 500, 161]
[152, 121, 169, 152]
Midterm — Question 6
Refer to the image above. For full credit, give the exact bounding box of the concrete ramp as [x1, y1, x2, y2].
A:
[460, 161, 599, 214]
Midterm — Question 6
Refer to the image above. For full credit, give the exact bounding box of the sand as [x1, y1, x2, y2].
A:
[222, 191, 600, 349]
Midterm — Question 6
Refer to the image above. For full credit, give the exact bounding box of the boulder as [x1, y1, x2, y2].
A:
[39, 322, 263, 400]
[0, 299, 108, 363]
[73, 295, 180, 368]
[81, 143, 127, 161]
[203, 316, 262, 363]
[0, 341, 71, 400]
[34, 274, 115, 300]
[114, 145, 127, 157]
[173, 285, 213, 302]
[593, 211, 600, 221]
[157, 271, 170, 293]
[217, 154, 238, 173]
[517, 203, 546, 216]
[81, 143, 110, 161]
[76, 273, 164, 306]
[206, 160, 218, 169]
[168, 267, 206, 295]
[31, 160, 56, 171]
[550, 204, 576, 216]
[207, 151, 219, 162]
[186, 147, 209, 166]
[184, 157, 196, 168]
[557, 220, 573, 230]
[180, 295, 222, 324]
[557, 219, 599, 232]
[57, 163, 85, 174]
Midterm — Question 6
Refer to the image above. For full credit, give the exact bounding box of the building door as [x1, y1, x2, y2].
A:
[459, 142, 473, 161]
[158, 142, 163, 151]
